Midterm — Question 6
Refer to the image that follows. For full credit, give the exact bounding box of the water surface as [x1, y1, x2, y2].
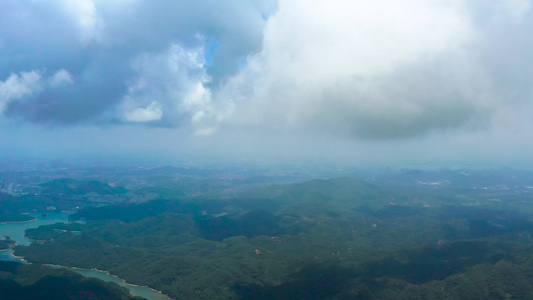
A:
[0, 212, 173, 299]
[66, 267, 172, 300]
[0, 212, 70, 245]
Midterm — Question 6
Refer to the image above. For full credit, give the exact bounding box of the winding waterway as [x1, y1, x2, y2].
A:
[65, 267, 171, 300]
[0, 212, 172, 300]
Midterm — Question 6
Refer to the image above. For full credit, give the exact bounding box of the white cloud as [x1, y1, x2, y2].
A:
[123, 101, 162, 122]
[60, 0, 105, 44]
[50, 69, 74, 86]
[0, 69, 84, 116]
[260, 0, 471, 78]
[194, 127, 217, 137]
[503, 0, 530, 18]
[211, 0, 516, 138]
[120, 43, 216, 130]
[0, 71, 41, 114]
[181, 82, 212, 124]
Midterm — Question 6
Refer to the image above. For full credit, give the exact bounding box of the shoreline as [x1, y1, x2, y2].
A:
[11, 252, 29, 264]
[44, 263, 172, 299]
[0, 218, 37, 225]
[0, 250, 29, 264]
[1, 212, 171, 299]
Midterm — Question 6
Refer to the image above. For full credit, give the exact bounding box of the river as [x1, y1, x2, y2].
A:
[64, 267, 171, 300]
[0, 212, 173, 300]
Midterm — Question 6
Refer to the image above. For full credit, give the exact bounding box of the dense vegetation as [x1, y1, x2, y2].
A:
[39, 179, 128, 197]
[0, 237, 15, 250]
[0, 214, 34, 224]
[13, 175, 533, 299]
[0, 193, 36, 223]
[0, 179, 130, 220]
[0, 261, 140, 299]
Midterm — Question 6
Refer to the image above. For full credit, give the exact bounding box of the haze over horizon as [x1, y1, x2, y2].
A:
[2, 0, 533, 167]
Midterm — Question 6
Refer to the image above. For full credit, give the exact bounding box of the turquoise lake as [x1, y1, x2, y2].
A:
[0, 212, 173, 300]
[0, 212, 70, 245]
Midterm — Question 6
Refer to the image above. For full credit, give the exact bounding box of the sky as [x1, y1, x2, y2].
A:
[1, 0, 533, 167]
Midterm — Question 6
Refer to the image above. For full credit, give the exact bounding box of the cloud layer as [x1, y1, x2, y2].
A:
[1, 0, 533, 142]
[215, 0, 533, 139]
[0, 0, 274, 126]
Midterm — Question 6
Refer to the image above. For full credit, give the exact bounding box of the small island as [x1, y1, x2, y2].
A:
[0, 236, 16, 250]
[0, 213, 36, 224]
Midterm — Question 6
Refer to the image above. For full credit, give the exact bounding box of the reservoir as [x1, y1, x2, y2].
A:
[0, 212, 173, 300]
[0, 212, 70, 245]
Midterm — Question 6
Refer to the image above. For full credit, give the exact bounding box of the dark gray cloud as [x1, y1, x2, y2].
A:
[0, 0, 275, 126]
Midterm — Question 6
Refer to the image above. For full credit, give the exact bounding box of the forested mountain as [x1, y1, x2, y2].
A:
[0, 193, 35, 223]
[13, 175, 533, 299]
